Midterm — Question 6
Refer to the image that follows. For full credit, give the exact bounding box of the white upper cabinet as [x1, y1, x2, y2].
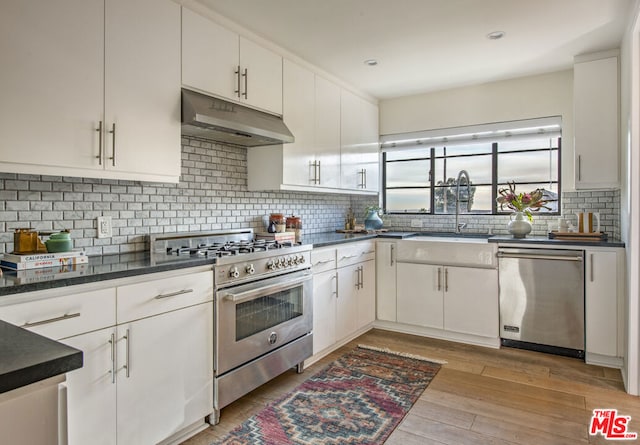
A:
[104, 0, 181, 180]
[340, 89, 380, 192]
[0, 0, 182, 183]
[0, 0, 104, 172]
[574, 53, 619, 189]
[314, 75, 342, 189]
[182, 8, 283, 115]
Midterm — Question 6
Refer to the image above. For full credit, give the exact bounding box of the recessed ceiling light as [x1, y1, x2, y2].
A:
[364, 59, 378, 66]
[487, 31, 506, 40]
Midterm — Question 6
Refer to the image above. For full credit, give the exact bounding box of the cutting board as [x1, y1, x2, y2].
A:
[548, 231, 607, 241]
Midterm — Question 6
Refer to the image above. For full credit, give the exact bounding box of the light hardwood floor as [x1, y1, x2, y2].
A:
[181, 329, 637, 444]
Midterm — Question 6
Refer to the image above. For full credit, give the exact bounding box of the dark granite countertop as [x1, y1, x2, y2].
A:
[0, 320, 82, 394]
[0, 252, 214, 297]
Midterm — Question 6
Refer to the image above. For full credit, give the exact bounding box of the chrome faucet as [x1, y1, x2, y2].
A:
[455, 170, 471, 233]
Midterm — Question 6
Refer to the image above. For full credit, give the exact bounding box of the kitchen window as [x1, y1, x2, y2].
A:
[381, 117, 561, 215]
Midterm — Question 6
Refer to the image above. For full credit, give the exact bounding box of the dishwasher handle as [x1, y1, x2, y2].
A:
[497, 250, 583, 262]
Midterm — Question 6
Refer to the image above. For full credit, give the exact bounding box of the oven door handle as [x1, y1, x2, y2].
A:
[218, 272, 312, 304]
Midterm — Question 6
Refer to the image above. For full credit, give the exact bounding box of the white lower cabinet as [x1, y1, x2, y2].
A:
[310, 241, 375, 360]
[0, 268, 214, 445]
[312, 268, 337, 354]
[115, 303, 213, 445]
[585, 247, 624, 366]
[375, 240, 397, 322]
[64, 328, 117, 445]
[397, 263, 498, 338]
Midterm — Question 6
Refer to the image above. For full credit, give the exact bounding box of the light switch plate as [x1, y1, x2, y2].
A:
[97, 216, 112, 238]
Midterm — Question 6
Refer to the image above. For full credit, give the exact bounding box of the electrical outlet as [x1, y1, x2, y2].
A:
[410, 219, 423, 228]
[97, 216, 112, 238]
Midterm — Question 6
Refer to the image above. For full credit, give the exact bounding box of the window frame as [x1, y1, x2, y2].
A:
[382, 137, 561, 216]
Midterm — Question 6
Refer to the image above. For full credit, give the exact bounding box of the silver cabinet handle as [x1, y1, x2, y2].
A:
[354, 267, 360, 290]
[590, 253, 594, 282]
[234, 65, 241, 98]
[362, 250, 375, 255]
[96, 121, 103, 165]
[364, 168, 367, 188]
[108, 332, 116, 384]
[331, 274, 337, 295]
[242, 68, 248, 99]
[313, 259, 333, 266]
[123, 329, 130, 378]
[390, 244, 395, 266]
[154, 288, 194, 299]
[340, 254, 358, 260]
[445, 268, 449, 292]
[437, 267, 441, 291]
[359, 266, 364, 289]
[335, 271, 339, 298]
[317, 160, 321, 184]
[577, 155, 582, 182]
[22, 312, 80, 328]
[108, 123, 116, 166]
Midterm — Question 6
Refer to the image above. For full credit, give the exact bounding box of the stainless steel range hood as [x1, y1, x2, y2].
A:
[181, 89, 294, 147]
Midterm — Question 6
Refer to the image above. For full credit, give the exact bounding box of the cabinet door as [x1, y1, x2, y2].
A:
[240, 37, 283, 114]
[63, 328, 117, 445]
[360, 99, 380, 192]
[357, 260, 376, 329]
[574, 56, 619, 189]
[340, 89, 363, 190]
[336, 264, 359, 340]
[116, 303, 213, 445]
[0, 0, 104, 170]
[282, 59, 316, 186]
[585, 250, 618, 356]
[181, 7, 239, 102]
[104, 0, 181, 179]
[315, 75, 341, 188]
[376, 241, 397, 322]
[397, 263, 443, 329]
[444, 267, 498, 338]
[312, 269, 337, 354]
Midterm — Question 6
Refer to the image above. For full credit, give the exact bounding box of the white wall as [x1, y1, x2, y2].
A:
[379, 70, 575, 189]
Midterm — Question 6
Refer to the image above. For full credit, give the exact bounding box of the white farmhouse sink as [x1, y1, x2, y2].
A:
[397, 236, 497, 268]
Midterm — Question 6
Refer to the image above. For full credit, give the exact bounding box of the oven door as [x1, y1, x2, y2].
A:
[215, 270, 313, 376]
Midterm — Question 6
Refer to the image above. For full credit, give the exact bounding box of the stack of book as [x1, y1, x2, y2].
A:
[1, 251, 88, 270]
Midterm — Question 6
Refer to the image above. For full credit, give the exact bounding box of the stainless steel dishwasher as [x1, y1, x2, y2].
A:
[498, 247, 585, 358]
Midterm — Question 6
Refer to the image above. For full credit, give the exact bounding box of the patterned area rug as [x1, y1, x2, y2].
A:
[212, 345, 442, 445]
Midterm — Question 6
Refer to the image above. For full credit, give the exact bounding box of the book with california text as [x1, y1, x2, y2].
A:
[1, 250, 88, 270]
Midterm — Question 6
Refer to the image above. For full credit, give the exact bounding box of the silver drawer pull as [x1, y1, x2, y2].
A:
[362, 250, 375, 255]
[313, 259, 333, 265]
[154, 289, 194, 299]
[340, 254, 358, 260]
[22, 312, 81, 328]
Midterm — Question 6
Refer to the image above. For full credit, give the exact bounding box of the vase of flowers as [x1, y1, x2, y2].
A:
[496, 182, 554, 238]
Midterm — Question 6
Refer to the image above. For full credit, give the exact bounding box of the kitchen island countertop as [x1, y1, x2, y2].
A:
[0, 319, 82, 394]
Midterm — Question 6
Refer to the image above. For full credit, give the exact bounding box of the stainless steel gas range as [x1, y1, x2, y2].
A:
[150, 229, 313, 424]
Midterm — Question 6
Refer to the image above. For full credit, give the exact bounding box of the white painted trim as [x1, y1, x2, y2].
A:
[585, 352, 624, 369]
[373, 320, 501, 349]
[625, 0, 640, 396]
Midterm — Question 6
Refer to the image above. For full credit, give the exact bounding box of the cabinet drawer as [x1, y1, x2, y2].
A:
[337, 241, 376, 268]
[311, 248, 336, 273]
[0, 288, 116, 340]
[117, 270, 213, 323]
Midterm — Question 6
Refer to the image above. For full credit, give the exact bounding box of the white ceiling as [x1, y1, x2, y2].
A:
[193, 0, 635, 99]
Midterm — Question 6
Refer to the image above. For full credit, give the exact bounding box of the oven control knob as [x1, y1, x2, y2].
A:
[298, 255, 305, 264]
[229, 266, 240, 278]
[267, 260, 277, 271]
[245, 264, 255, 274]
[285, 256, 293, 267]
[268, 332, 278, 345]
[277, 258, 285, 268]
